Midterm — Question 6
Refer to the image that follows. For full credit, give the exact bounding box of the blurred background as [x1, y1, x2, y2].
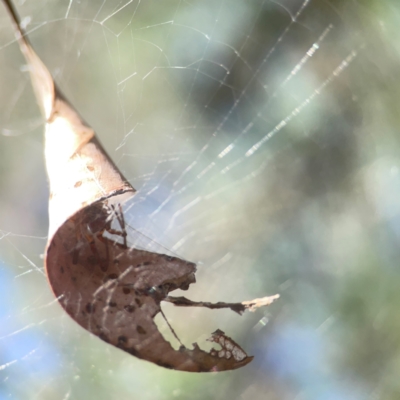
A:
[1, 0, 400, 399]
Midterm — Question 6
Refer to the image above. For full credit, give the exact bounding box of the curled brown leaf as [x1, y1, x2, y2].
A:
[3, 0, 279, 372]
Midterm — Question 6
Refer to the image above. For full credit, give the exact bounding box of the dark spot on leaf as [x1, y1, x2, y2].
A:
[71, 276, 77, 282]
[107, 273, 118, 280]
[99, 332, 109, 343]
[124, 305, 135, 313]
[108, 302, 117, 307]
[113, 259, 119, 265]
[165, 256, 174, 262]
[118, 335, 128, 344]
[123, 287, 130, 295]
[60, 266, 64, 273]
[99, 260, 108, 272]
[86, 303, 95, 313]
[137, 325, 146, 334]
[135, 298, 142, 307]
[143, 261, 152, 266]
[128, 347, 141, 358]
[86, 255, 97, 266]
[157, 361, 174, 369]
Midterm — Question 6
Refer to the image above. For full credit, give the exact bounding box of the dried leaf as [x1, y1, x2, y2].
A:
[46, 199, 257, 371]
[3, 0, 279, 372]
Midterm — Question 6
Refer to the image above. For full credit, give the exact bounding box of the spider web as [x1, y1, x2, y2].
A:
[0, 0, 398, 399]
